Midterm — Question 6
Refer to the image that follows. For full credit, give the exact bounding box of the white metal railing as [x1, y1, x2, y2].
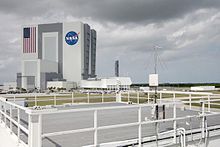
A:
[6, 92, 117, 107]
[4, 91, 219, 110]
[0, 97, 29, 145]
[25, 100, 220, 147]
[1, 90, 220, 147]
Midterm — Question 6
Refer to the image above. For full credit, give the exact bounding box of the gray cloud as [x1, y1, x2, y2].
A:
[1, 0, 220, 24]
[0, 0, 219, 83]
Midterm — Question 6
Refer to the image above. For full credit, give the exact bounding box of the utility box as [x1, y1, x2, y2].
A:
[149, 74, 158, 87]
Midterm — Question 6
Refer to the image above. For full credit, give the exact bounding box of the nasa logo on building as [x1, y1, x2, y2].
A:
[65, 31, 79, 45]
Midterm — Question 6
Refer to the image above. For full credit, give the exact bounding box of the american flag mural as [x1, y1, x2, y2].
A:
[23, 27, 36, 53]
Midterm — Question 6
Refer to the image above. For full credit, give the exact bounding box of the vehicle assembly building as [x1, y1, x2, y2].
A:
[18, 22, 97, 90]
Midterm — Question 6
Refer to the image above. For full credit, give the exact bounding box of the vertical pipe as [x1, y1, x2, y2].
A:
[138, 106, 142, 146]
[94, 110, 98, 146]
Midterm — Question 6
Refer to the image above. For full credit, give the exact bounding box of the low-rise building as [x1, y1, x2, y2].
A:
[47, 81, 77, 91]
[3, 82, 17, 91]
[190, 86, 215, 91]
[80, 77, 132, 90]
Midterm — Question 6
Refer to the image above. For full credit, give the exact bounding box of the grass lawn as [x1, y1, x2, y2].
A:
[7, 91, 220, 109]
[25, 93, 116, 107]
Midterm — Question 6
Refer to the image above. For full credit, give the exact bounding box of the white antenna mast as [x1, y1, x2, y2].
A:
[153, 45, 161, 103]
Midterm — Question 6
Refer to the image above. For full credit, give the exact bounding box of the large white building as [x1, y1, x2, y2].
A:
[18, 22, 96, 90]
[80, 77, 132, 90]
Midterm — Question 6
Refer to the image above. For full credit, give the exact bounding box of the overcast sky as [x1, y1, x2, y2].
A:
[0, 0, 220, 84]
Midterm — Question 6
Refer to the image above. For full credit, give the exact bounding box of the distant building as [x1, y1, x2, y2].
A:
[190, 86, 215, 91]
[139, 87, 150, 92]
[3, 82, 17, 91]
[19, 22, 96, 90]
[80, 77, 132, 90]
[115, 60, 119, 77]
[47, 81, 77, 91]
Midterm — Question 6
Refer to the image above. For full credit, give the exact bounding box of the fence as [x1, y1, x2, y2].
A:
[1, 90, 220, 147]
[0, 97, 29, 145]
[4, 90, 215, 108]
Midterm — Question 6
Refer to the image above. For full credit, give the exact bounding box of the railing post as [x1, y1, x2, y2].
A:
[94, 110, 98, 146]
[17, 108, 20, 143]
[87, 92, 90, 103]
[72, 92, 74, 104]
[173, 103, 177, 144]
[14, 95, 16, 102]
[137, 91, 140, 104]
[148, 92, 150, 104]
[102, 92, 104, 103]
[208, 95, 210, 112]
[116, 91, 122, 102]
[138, 106, 142, 146]
[189, 94, 192, 110]
[28, 113, 42, 147]
[173, 93, 176, 102]
[35, 95, 37, 106]
[160, 92, 162, 103]
[128, 91, 130, 102]
[54, 94, 56, 105]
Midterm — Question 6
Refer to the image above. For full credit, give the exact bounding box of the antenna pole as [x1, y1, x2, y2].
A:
[154, 46, 157, 74]
[154, 46, 158, 104]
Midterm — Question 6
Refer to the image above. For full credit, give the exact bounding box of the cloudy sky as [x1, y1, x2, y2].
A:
[0, 0, 220, 84]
